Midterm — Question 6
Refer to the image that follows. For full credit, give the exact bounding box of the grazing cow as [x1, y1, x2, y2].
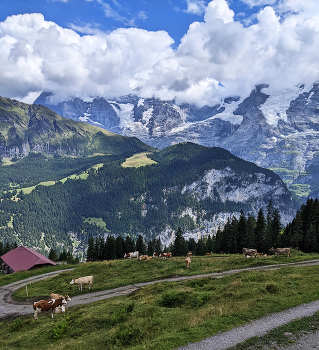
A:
[269, 247, 291, 257]
[153, 252, 158, 259]
[49, 293, 71, 301]
[242, 248, 258, 258]
[124, 251, 139, 259]
[185, 256, 191, 268]
[206, 252, 211, 255]
[187, 251, 193, 258]
[70, 275, 94, 291]
[33, 297, 67, 320]
[159, 252, 172, 260]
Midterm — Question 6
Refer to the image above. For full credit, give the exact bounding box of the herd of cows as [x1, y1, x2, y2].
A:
[242, 247, 291, 258]
[32, 247, 291, 319]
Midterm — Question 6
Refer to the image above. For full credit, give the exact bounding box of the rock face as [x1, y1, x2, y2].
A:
[34, 82, 319, 200]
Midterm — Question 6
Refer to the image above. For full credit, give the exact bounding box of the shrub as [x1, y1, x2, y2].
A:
[266, 283, 280, 294]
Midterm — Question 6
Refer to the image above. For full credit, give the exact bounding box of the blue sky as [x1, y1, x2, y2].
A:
[0, 0, 256, 47]
[0, 0, 318, 106]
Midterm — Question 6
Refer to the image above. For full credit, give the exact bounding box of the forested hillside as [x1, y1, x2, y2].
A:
[0, 142, 299, 256]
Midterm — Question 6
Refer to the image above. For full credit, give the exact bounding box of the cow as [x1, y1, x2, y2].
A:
[242, 248, 258, 258]
[124, 251, 139, 259]
[33, 297, 68, 320]
[187, 251, 193, 258]
[153, 252, 158, 259]
[185, 256, 191, 268]
[269, 247, 291, 257]
[159, 252, 172, 260]
[49, 293, 71, 301]
[206, 252, 211, 255]
[70, 275, 94, 291]
[138, 255, 152, 260]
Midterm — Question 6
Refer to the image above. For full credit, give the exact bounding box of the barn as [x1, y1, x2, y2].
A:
[1, 246, 56, 274]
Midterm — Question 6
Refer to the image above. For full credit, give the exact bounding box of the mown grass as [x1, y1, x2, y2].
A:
[1, 262, 319, 350]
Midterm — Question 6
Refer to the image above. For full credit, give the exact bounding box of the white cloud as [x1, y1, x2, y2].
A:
[239, 0, 277, 8]
[0, 0, 319, 107]
[184, 1, 207, 15]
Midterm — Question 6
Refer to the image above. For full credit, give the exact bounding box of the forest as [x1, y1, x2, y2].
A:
[81, 197, 319, 261]
[0, 143, 287, 255]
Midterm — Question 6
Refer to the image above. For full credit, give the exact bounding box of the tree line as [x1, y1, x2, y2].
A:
[85, 198, 319, 260]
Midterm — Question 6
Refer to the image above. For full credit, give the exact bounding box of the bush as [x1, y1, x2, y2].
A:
[266, 283, 280, 294]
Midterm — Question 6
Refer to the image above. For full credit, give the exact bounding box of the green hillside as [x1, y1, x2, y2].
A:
[0, 96, 154, 190]
[0, 141, 298, 255]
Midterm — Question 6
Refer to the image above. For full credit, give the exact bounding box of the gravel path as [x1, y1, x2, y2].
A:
[1, 260, 319, 349]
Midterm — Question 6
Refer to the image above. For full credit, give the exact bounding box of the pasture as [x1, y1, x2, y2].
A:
[1, 252, 319, 350]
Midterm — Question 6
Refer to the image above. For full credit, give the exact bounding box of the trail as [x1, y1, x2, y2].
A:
[1, 260, 319, 349]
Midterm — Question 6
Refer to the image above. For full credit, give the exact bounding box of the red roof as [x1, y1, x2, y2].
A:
[1, 246, 56, 272]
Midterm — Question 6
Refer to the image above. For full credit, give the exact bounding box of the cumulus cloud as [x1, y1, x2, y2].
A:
[1, 0, 319, 106]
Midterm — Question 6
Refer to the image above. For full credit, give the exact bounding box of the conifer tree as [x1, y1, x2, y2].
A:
[196, 237, 206, 256]
[136, 234, 146, 255]
[173, 227, 187, 256]
[255, 209, 266, 253]
[205, 235, 214, 254]
[86, 237, 94, 262]
[48, 248, 58, 261]
[115, 236, 125, 259]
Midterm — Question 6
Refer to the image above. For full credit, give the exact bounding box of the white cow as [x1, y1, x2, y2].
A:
[70, 275, 93, 291]
[124, 251, 139, 259]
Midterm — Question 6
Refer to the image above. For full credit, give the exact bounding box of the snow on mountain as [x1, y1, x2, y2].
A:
[33, 81, 319, 200]
[260, 85, 307, 126]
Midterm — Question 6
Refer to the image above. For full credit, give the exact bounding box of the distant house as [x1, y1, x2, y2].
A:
[1, 246, 56, 274]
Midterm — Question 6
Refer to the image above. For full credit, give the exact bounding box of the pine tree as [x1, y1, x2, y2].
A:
[255, 209, 266, 253]
[246, 215, 256, 248]
[136, 235, 146, 255]
[86, 237, 94, 262]
[48, 248, 58, 261]
[205, 235, 214, 254]
[173, 227, 187, 256]
[196, 238, 206, 256]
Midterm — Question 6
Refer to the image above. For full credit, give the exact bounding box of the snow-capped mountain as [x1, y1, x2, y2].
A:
[34, 82, 319, 200]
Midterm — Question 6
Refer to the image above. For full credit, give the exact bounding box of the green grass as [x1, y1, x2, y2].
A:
[1, 253, 319, 350]
[9, 251, 319, 301]
[1, 261, 319, 349]
[289, 183, 312, 198]
[121, 152, 157, 168]
[82, 217, 107, 229]
[0, 264, 73, 288]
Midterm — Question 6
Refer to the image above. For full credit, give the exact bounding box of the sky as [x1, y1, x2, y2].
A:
[0, 0, 318, 106]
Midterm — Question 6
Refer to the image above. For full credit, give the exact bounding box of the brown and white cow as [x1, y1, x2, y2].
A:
[159, 252, 172, 260]
[152, 252, 158, 259]
[185, 256, 191, 268]
[187, 251, 193, 258]
[70, 275, 94, 291]
[138, 255, 152, 260]
[269, 247, 291, 257]
[124, 251, 139, 259]
[242, 248, 258, 258]
[33, 297, 67, 319]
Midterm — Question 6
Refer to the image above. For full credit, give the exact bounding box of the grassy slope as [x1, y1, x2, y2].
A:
[1, 252, 319, 350]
